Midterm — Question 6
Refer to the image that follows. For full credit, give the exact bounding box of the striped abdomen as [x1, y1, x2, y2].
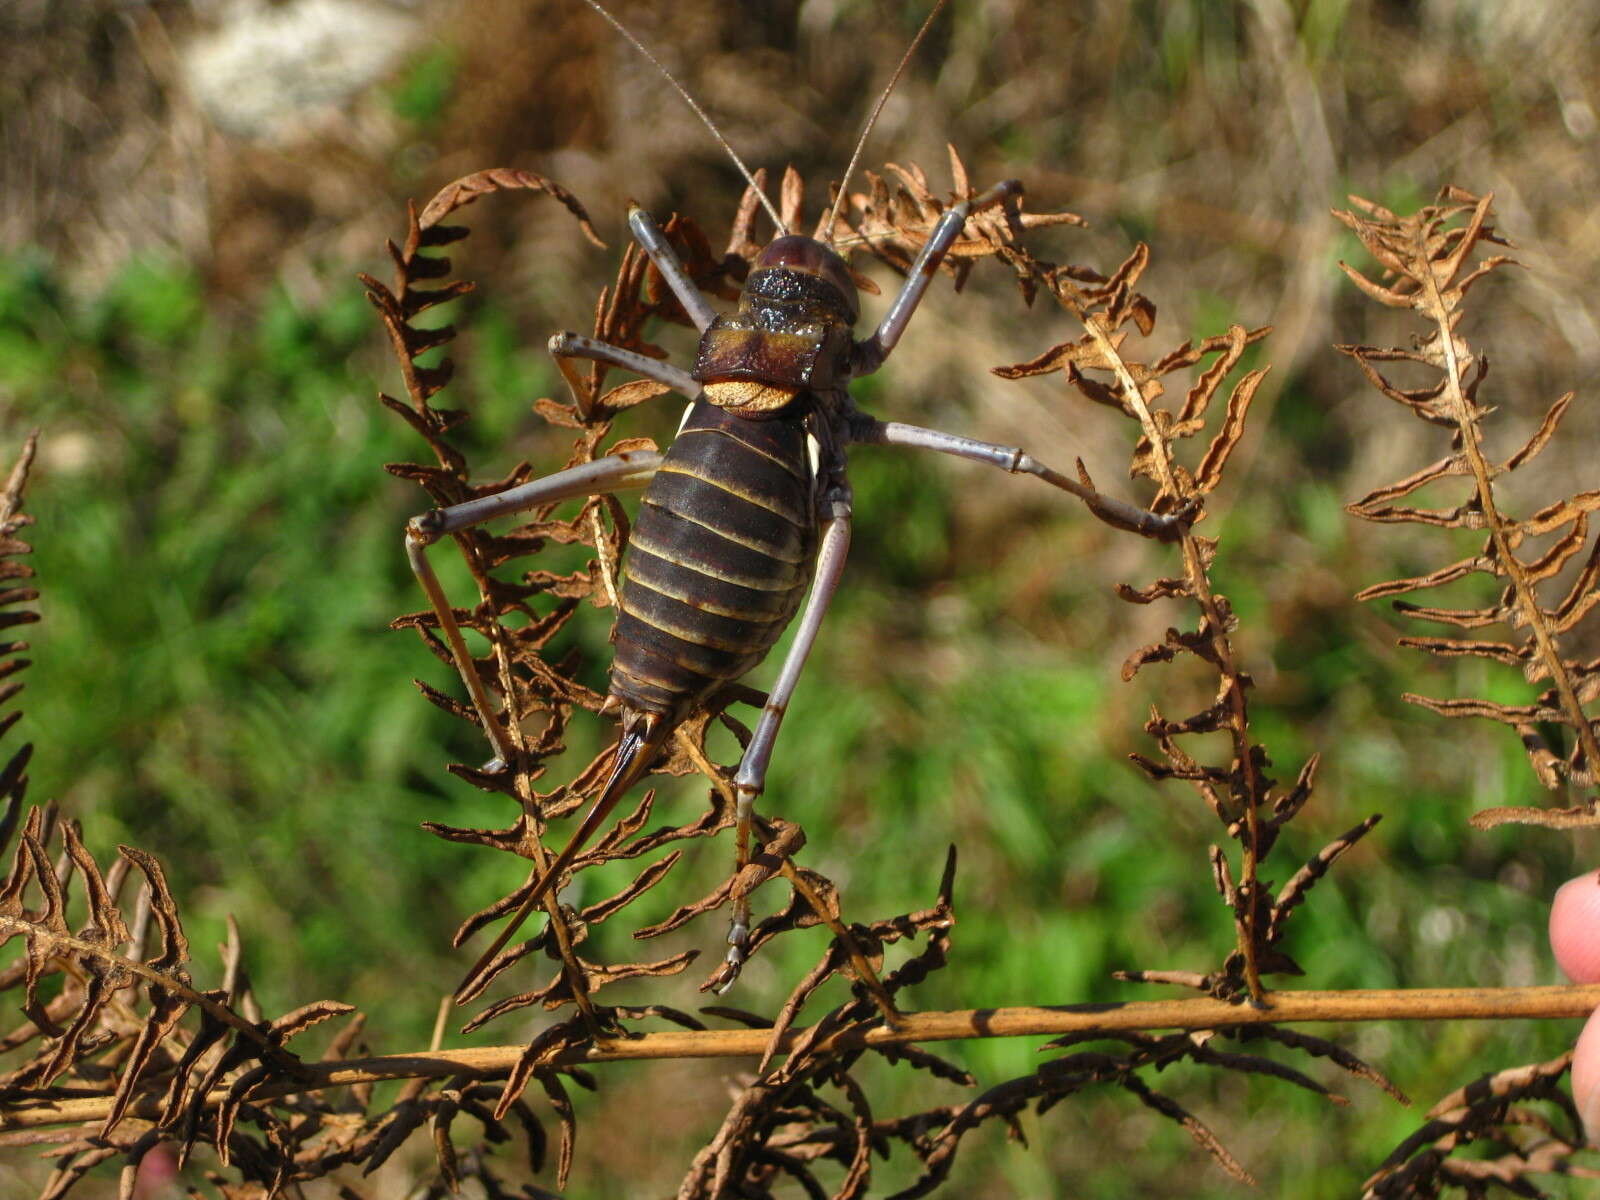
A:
[610, 399, 817, 719]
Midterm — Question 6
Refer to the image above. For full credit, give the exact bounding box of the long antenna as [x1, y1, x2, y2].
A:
[580, 0, 788, 235]
[821, 0, 950, 244]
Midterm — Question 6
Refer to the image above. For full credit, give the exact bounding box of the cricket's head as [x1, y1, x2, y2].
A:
[749, 236, 860, 325]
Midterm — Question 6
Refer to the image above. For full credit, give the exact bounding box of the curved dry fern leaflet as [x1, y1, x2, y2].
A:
[1337, 188, 1600, 826]
[0, 433, 39, 833]
[1361, 1053, 1589, 1198]
[981, 189, 1383, 1014]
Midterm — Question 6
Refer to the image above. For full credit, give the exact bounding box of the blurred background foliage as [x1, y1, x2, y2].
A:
[4, 0, 1600, 1194]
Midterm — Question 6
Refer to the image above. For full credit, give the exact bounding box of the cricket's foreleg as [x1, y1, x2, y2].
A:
[851, 179, 1022, 377]
[548, 331, 701, 418]
[718, 479, 854, 985]
[848, 417, 1188, 542]
[628, 206, 718, 332]
[405, 450, 663, 770]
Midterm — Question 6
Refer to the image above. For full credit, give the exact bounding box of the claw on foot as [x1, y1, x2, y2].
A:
[712, 921, 749, 994]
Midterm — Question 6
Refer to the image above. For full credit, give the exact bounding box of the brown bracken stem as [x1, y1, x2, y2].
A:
[1082, 312, 1268, 1003]
[6, 986, 1596, 1131]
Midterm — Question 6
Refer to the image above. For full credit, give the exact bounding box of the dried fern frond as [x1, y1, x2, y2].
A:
[1336, 187, 1600, 825]
[1363, 1053, 1600, 1198]
[0, 433, 39, 843]
[362, 167, 735, 1025]
[983, 181, 1367, 1009]
[0, 436, 566, 1198]
[0, 801, 581, 1198]
[837, 161, 1396, 1182]
[0, 804, 356, 1189]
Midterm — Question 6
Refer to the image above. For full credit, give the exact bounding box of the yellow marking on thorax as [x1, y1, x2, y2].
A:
[703, 379, 801, 415]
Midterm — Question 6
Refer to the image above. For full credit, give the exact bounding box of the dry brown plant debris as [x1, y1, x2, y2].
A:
[1335, 190, 1600, 1196]
[1324, 185, 1600, 1196]
[1362, 1053, 1600, 1199]
[0, 441, 371, 1194]
[8, 172, 1600, 1196]
[1337, 188, 1600, 828]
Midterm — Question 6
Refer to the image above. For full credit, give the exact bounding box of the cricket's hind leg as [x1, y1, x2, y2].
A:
[405, 449, 663, 771]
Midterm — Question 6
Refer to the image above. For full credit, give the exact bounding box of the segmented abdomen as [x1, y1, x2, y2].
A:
[610, 399, 816, 719]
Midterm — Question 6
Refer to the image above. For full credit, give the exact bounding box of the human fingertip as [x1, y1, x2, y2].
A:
[1550, 871, 1600, 985]
[1573, 1006, 1600, 1145]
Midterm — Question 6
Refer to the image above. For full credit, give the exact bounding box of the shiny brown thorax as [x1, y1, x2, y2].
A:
[692, 235, 861, 417]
